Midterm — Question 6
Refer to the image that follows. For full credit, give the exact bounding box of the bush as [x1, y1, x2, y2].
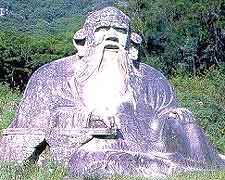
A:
[0, 31, 76, 91]
[126, 0, 225, 76]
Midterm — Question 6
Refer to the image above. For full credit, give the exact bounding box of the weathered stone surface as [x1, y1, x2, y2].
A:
[0, 6, 225, 178]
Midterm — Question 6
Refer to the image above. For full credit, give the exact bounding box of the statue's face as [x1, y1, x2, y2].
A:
[94, 26, 128, 49]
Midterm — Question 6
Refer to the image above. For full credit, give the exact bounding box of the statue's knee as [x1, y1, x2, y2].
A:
[159, 108, 196, 124]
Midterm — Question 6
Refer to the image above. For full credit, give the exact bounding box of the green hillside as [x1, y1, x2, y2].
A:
[0, 0, 117, 36]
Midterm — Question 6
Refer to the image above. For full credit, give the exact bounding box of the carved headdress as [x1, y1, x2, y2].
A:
[83, 7, 130, 46]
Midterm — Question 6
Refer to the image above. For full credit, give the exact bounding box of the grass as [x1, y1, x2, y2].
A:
[0, 163, 225, 180]
[1, 70, 225, 179]
[0, 84, 21, 132]
[169, 170, 225, 180]
[0, 162, 66, 180]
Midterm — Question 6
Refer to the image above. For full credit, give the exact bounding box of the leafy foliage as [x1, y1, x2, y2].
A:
[0, 0, 120, 90]
[170, 170, 225, 180]
[0, 161, 225, 179]
[124, 0, 225, 75]
[0, 162, 66, 180]
[0, 31, 76, 90]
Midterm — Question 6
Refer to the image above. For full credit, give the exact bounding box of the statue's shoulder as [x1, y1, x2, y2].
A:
[23, 55, 77, 96]
[30, 55, 77, 80]
[138, 62, 168, 82]
[136, 62, 177, 107]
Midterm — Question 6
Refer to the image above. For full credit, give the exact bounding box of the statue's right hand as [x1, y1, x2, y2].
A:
[86, 111, 116, 129]
[86, 112, 106, 128]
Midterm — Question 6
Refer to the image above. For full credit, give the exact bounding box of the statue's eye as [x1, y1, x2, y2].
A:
[95, 26, 110, 32]
[114, 27, 127, 34]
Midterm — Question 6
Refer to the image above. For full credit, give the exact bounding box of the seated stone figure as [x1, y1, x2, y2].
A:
[0, 6, 225, 177]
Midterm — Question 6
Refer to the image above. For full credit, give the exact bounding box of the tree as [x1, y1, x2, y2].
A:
[124, 0, 225, 76]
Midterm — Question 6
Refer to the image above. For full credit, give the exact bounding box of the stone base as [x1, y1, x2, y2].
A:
[0, 127, 117, 164]
[0, 128, 46, 163]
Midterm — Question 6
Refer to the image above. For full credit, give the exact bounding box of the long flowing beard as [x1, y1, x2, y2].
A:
[82, 48, 129, 117]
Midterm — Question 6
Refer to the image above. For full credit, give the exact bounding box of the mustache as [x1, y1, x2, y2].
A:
[95, 35, 120, 46]
[97, 45, 128, 73]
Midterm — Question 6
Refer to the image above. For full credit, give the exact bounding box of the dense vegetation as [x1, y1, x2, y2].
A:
[0, 0, 225, 179]
[0, 31, 76, 90]
[0, 0, 117, 90]
[171, 70, 225, 153]
[125, 0, 225, 75]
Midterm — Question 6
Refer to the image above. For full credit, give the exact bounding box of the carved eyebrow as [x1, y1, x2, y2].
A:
[113, 27, 127, 34]
[95, 26, 110, 32]
[95, 26, 127, 34]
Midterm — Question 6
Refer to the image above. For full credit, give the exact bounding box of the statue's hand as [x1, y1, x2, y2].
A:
[86, 111, 116, 129]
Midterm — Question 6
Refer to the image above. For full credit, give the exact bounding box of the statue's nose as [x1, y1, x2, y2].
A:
[105, 37, 119, 42]
[107, 27, 117, 37]
[105, 28, 119, 42]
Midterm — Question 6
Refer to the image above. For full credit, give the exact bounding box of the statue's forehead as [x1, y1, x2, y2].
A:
[84, 7, 130, 30]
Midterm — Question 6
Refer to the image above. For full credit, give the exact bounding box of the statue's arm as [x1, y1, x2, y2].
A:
[9, 68, 53, 128]
[145, 71, 220, 159]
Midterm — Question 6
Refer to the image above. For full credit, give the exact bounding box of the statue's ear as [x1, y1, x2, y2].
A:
[128, 32, 142, 62]
[130, 32, 142, 45]
[73, 29, 87, 57]
[73, 29, 87, 48]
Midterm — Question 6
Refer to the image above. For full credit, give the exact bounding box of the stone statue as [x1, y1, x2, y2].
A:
[0, 6, 225, 178]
